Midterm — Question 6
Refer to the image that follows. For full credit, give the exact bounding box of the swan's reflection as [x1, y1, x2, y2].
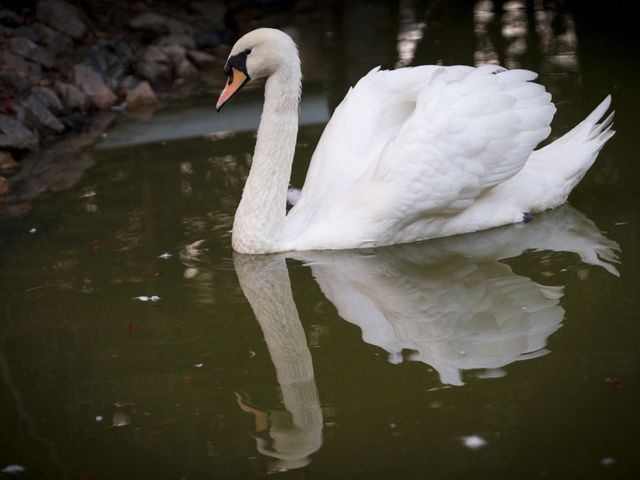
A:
[293, 205, 619, 386]
[232, 204, 618, 468]
[234, 254, 323, 473]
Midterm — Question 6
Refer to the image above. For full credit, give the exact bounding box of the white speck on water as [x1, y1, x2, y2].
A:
[29, 228, 37, 234]
[95, 415, 103, 422]
[462, 435, 487, 449]
[614, 221, 628, 226]
[158, 252, 172, 259]
[194, 363, 204, 368]
[601, 457, 616, 466]
[133, 295, 160, 302]
[1, 465, 26, 474]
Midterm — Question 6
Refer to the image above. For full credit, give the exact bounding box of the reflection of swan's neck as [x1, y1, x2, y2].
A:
[234, 253, 322, 469]
[232, 62, 301, 254]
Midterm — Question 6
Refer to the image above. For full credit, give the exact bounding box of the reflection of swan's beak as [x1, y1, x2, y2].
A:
[236, 392, 269, 433]
[216, 67, 250, 112]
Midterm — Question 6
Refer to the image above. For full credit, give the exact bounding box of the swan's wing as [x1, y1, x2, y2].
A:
[287, 65, 472, 235]
[370, 65, 556, 218]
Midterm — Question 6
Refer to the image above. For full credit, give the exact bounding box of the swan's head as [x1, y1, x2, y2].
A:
[216, 28, 299, 112]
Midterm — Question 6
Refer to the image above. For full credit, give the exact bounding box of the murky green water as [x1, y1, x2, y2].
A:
[1, 1, 639, 478]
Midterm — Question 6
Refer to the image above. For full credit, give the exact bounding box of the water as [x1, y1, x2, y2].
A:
[1, 1, 639, 478]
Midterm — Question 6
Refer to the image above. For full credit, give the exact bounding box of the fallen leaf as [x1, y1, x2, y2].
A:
[248, 351, 256, 359]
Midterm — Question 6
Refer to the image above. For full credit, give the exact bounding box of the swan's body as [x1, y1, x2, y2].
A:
[218, 29, 615, 254]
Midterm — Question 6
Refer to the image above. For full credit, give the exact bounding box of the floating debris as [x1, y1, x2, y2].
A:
[461, 435, 487, 449]
[158, 252, 172, 259]
[185, 375, 194, 383]
[1, 465, 26, 474]
[29, 227, 37, 234]
[132, 295, 160, 302]
[601, 457, 616, 466]
[95, 415, 103, 422]
[194, 363, 204, 368]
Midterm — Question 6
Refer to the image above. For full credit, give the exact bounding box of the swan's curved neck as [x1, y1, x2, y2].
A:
[232, 63, 301, 254]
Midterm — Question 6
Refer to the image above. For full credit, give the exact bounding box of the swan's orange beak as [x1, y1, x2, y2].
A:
[216, 67, 249, 112]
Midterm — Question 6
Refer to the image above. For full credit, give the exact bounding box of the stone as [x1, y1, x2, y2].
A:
[0, 51, 29, 76]
[161, 44, 187, 62]
[0, 70, 30, 96]
[0, 151, 20, 173]
[189, 1, 226, 29]
[32, 22, 73, 56]
[128, 12, 170, 35]
[157, 34, 196, 49]
[55, 80, 91, 112]
[12, 25, 39, 43]
[125, 80, 158, 110]
[187, 49, 216, 66]
[0, 114, 39, 150]
[128, 12, 193, 36]
[23, 94, 65, 132]
[176, 58, 198, 79]
[58, 112, 91, 131]
[7, 37, 54, 68]
[73, 65, 117, 109]
[194, 30, 222, 49]
[36, 0, 87, 40]
[0, 175, 8, 196]
[32, 86, 63, 113]
[120, 75, 141, 91]
[135, 61, 172, 85]
[0, 9, 22, 27]
[85, 40, 134, 91]
[26, 61, 42, 83]
[142, 45, 169, 64]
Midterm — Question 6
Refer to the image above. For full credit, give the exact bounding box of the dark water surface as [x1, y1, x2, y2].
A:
[1, 1, 639, 478]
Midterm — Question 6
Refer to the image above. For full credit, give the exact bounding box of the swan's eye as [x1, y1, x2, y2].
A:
[244, 48, 252, 55]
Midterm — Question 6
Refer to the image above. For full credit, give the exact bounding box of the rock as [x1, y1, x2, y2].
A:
[32, 22, 73, 56]
[135, 46, 172, 85]
[32, 86, 63, 113]
[125, 81, 158, 110]
[55, 80, 91, 112]
[85, 40, 134, 91]
[135, 61, 172, 85]
[0, 151, 20, 173]
[36, 0, 87, 40]
[7, 37, 54, 68]
[189, 1, 226, 29]
[12, 26, 39, 43]
[120, 75, 141, 91]
[0, 175, 8, 196]
[7, 100, 26, 122]
[161, 44, 187, 62]
[128, 12, 193, 36]
[128, 12, 170, 35]
[73, 65, 117, 109]
[157, 34, 196, 49]
[142, 45, 169, 64]
[0, 51, 29, 77]
[0, 10, 22, 27]
[58, 112, 91, 131]
[0, 70, 30, 96]
[194, 30, 223, 49]
[187, 49, 216, 66]
[26, 61, 42, 84]
[176, 58, 198, 79]
[23, 94, 65, 133]
[0, 114, 39, 150]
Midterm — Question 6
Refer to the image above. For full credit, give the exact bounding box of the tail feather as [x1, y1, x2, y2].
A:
[527, 96, 615, 207]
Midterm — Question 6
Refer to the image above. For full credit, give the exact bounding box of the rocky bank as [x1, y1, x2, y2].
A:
[0, 0, 235, 199]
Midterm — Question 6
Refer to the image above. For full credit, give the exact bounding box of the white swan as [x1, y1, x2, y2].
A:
[216, 28, 615, 254]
